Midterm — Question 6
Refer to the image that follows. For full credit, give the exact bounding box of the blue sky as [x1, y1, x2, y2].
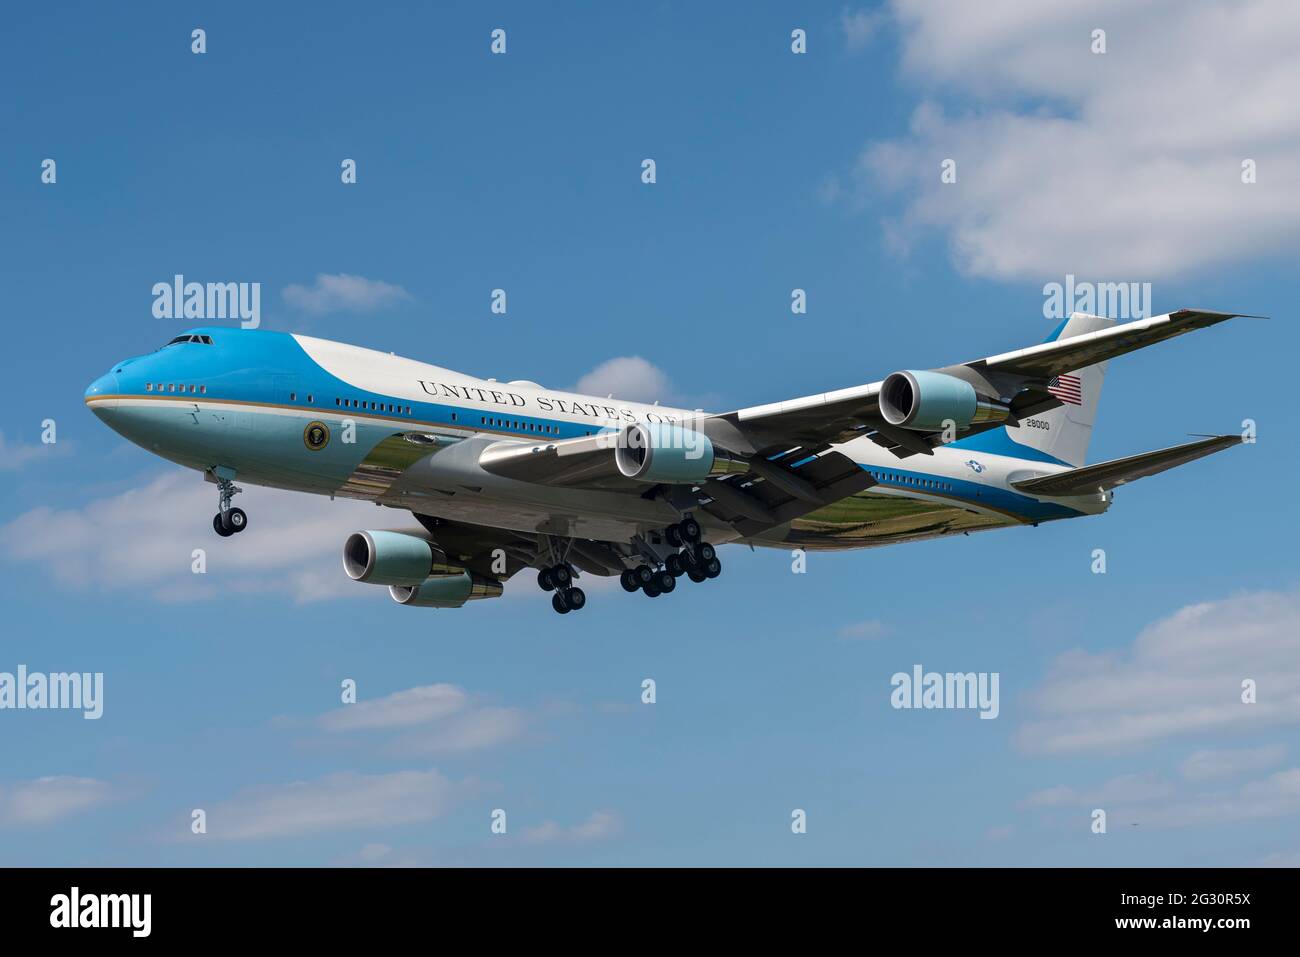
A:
[1, 0, 1298, 865]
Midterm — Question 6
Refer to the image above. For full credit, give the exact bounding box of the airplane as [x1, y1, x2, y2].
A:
[84, 308, 1252, 615]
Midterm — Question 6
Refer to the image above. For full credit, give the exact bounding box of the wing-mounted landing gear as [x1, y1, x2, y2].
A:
[535, 535, 586, 614]
[206, 468, 247, 537]
[620, 516, 721, 598]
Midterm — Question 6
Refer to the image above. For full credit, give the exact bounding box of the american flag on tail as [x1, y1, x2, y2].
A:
[1047, 373, 1082, 405]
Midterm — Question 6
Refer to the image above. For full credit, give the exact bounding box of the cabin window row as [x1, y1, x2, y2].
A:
[334, 397, 413, 416]
[480, 416, 559, 435]
[146, 382, 206, 394]
[870, 471, 953, 492]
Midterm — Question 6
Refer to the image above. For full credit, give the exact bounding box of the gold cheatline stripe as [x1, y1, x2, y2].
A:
[83, 393, 589, 441]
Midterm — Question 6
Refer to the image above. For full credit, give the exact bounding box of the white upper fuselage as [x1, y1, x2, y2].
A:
[84, 327, 1105, 549]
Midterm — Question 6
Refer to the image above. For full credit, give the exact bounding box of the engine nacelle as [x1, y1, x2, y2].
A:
[614, 423, 737, 484]
[343, 530, 461, 586]
[879, 370, 1009, 432]
[389, 573, 504, 608]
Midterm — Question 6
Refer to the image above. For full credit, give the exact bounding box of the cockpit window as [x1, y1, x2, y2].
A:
[165, 334, 214, 346]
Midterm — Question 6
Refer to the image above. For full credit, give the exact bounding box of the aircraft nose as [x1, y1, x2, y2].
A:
[84, 370, 120, 415]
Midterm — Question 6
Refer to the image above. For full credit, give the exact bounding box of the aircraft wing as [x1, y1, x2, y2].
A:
[702, 309, 1255, 461]
[1010, 434, 1243, 496]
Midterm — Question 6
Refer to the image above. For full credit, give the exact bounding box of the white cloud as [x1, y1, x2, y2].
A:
[197, 769, 457, 840]
[318, 684, 470, 732]
[1144, 767, 1300, 828]
[313, 682, 528, 755]
[573, 357, 673, 404]
[0, 471, 384, 604]
[1180, 744, 1286, 782]
[1016, 589, 1300, 754]
[282, 273, 412, 315]
[521, 810, 621, 844]
[0, 776, 113, 825]
[1020, 772, 1173, 810]
[841, 6, 885, 50]
[857, 0, 1300, 279]
[838, 619, 888, 641]
[0, 432, 64, 471]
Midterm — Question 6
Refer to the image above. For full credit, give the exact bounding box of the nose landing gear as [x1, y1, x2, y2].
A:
[211, 475, 247, 537]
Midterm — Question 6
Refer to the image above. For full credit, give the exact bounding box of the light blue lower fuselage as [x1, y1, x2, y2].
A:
[85, 327, 1105, 550]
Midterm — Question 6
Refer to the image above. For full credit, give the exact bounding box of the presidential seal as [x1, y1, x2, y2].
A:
[303, 420, 330, 451]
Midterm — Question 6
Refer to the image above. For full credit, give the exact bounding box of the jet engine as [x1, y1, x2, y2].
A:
[343, 530, 464, 586]
[879, 370, 1010, 432]
[613, 422, 741, 484]
[389, 573, 504, 608]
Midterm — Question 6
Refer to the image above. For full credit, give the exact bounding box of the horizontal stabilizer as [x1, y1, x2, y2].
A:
[1011, 434, 1243, 496]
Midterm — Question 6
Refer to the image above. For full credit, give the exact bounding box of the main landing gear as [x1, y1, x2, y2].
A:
[620, 518, 721, 598]
[537, 562, 586, 615]
[212, 476, 248, 537]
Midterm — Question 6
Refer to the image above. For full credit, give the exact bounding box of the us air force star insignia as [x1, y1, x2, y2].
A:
[304, 420, 330, 451]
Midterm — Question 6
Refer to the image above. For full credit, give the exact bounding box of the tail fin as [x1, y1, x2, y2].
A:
[951, 312, 1115, 466]
[1009, 312, 1114, 466]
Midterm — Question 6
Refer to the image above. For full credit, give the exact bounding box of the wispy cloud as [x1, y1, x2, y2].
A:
[840, 6, 885, 51]
[521, 810, 621, 844]
[838, 619, 888, 641]
[1180, 744, 1287, 782]
[312, 682, 529, 756]
[282, 273, 412, 315]
[193, 769, 458, 840]
[0, 471, 384, 604]
[0, 431, 65, 471]
[0, 776, 113, 825]
[1016, 589, 1300, 754]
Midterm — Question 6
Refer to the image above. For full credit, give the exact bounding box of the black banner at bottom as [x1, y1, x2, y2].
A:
[0, 866, 1285, 942]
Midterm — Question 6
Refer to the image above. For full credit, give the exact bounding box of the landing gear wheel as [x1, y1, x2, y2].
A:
[654, 570, 676, 593]
[564, 586, 586, 610]
[665, 525, 683, 548]
[224, 507, 247, 534]
[694, 542, 716, 563]
[643, 581, 662, 598]
[551, 564, 573, 588]
[704, 557, 722, 579]
[633, 564, 655, 587]
[680, 546, 699, 568]
[680, 518, 702, 544]
[620, 569, 640, 592]
[665, 553, 684, 577]
[686, 568, 707, 583]
[538, 568, 556, 591]
[551, 592, 571, 614]
[213, 513, 233, 537]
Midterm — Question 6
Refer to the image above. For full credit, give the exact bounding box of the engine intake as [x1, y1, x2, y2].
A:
[389, 573, 504, 608]
[613, 423, 741, 484]
[879, 370, 1009, 432]
[343, 530, 462, 586]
